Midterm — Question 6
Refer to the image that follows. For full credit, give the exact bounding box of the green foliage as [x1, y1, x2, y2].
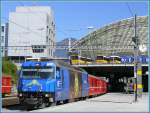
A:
[2, 57, 18, 84]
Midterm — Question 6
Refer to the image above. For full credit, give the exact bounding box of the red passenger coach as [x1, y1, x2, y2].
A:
[88, 75, 107, 97]
[2, 75, 12, 96]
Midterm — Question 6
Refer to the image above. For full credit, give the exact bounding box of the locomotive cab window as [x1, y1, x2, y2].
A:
[39, 68, 54, 79]
[21, 67, 54, 79]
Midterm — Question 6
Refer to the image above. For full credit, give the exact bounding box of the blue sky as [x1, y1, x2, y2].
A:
[1, 1, 148, 42]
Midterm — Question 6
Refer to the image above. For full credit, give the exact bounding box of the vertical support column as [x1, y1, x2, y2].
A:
[88, 37, 92, 60]
[133, 14, 142, 102]
[134, 51, 138, 102]
[78, 48, 81, 65]
[137, 63, 142, 97]
[133, 14, 138, 102]
[68, 38, 71, 64]
[79, 49, 81, 65]
[134, 61, 142, 99]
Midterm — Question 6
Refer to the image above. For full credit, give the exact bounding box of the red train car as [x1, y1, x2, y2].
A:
[2, 75, 12, 97]
[88, 74, 107, 97]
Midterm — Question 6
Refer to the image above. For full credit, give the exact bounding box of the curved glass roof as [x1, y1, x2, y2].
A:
[71, 16, 148, 60]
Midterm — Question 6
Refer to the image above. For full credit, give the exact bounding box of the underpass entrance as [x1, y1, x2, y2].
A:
[81, 65, 148, 93]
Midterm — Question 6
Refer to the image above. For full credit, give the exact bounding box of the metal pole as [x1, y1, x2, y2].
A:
[133, 14, 142, 102]
[68, 38, 71, 64]
[134, 14, 138, 102]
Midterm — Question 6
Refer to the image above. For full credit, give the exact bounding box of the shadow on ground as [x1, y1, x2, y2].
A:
[87, 100, 132, 104]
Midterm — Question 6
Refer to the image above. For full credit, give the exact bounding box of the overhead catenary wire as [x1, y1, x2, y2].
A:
[126, 2, 134, 17]
[0, 45, 138, 50]
[125, 2, 143, 102]
[23, 1, 97, 57]
[17, 1, 55, 43]
[19, 0, 71, 42]
[1, 3, 148, 58]
[1, 16, 147, 49]
[28, 1, 86, 38]
[125, 2, 137, 47]
[18, 1, 72, 39]
[1, 17, 49, 42]
[4, 1, 99, 57]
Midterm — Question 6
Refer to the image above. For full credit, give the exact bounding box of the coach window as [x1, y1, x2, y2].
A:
[1, 26, 4, 32]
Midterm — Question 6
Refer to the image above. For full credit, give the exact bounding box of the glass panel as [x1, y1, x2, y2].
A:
[21, 68, 54, 79]
[22, 71, 38, 78]
[38, 71, 54, 79]
[97, 56, 103, 60]
[71, 56, 78, 59]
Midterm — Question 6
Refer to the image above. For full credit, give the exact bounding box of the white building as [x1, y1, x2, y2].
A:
[8, 6, 55, 60]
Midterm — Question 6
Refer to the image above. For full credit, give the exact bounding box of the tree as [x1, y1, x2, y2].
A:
[2, 57, 18, 84]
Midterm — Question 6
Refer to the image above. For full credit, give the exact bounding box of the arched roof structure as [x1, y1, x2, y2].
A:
[71, 16, 148, 59]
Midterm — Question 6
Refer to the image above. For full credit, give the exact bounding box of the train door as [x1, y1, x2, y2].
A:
[56, 67, 62, 88]
[82, 73, 88, 98]
[56, 67, 64, 101]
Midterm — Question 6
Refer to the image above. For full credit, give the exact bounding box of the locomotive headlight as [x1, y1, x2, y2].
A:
[45, 94, 49, 97]
[19, 93, 23, 97]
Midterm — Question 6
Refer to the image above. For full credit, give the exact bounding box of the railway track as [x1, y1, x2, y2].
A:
[2, 97, 19, 107]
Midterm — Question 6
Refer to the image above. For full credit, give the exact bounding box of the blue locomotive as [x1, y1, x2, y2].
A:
[18, 61, 89, 108]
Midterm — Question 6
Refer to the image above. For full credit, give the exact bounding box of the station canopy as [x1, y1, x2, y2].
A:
[71, 16, 148, 60]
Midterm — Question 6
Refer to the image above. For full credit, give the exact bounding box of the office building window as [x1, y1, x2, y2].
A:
[1, 47, 4, 53]
[32, 45, 46, 53]
[49, 29, 51, 34]
[1, 26, 4, 32]
[46, 36, 48, 42]
[49, 49, 52, 55]
[1, 36, 4, 42]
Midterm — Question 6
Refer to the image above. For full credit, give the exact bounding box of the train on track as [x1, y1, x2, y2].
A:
[17, 60, 107, 109]
[70, 55, 148, 65]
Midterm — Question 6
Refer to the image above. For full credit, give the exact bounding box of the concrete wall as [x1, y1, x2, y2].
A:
[1, 24, 6, 56]
[8, 6, 55, 58]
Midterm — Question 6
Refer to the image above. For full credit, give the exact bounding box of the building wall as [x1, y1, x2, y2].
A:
[8, 6, 55, 58]
[1, 23, 8, 56]
[1, 24, 5, 56]
[5, 23, 9, 56]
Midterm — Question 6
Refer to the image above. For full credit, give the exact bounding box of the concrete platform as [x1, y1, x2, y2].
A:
[2, 93, 148, 112]
[32, 93, 149, 112]
[2, 97, 19, 107]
